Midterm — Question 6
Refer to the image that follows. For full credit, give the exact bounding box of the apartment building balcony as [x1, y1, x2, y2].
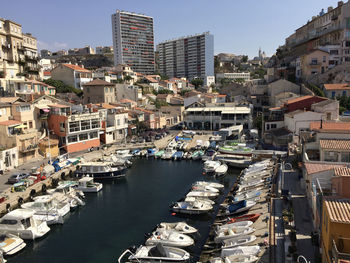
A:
[38, 113, 49, 120]
[24, 66, 39, 73]
[19, 144, 38, 153]
[332, 239, 350, 262]
[309, 62, 321, 66]
[25, 55, 38, 62]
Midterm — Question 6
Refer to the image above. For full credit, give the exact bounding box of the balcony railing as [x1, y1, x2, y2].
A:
[309, 62, 321, 66]
[332, 239, 350, 262]
[19, 144, 38, 153]
[38, 113, 49, 120]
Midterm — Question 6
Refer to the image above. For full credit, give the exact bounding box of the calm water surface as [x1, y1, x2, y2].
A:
[11, 158, 239, 263]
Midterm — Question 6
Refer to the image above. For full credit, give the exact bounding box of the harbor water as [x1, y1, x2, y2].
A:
[10, 158, 239, 263]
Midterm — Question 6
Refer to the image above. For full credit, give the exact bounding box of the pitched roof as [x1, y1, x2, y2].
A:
[320, 139, 350, 150]
[144, 76, 158, 83]
[0, 97, 20, 103]
[0, 120, 21, 126]
[334, 167, 350, 177]
[310, 122, 350, 132]
[120, 99, 137, 104]
[156, 94, 171, 99]
[63, 64, 91, 73]
[285, 95, 313, 104]
[304, 162, 347, 175]
[324, 198, 350, 224]
[83, 79, 115, 86]
[324, 83, 350, 90]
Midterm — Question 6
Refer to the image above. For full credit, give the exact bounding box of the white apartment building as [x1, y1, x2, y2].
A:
[157, 32, 214, 81]
[111, 10, 155, 75]
[184, 104, 252, 130]
[216, 72, 251, 82]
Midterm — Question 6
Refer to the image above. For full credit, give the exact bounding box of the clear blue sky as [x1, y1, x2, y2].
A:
[1, 0, 341, 58]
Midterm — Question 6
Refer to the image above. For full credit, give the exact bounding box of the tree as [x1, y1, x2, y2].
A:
[123, 75, 133, 81]
[152, 89, 173, 95]
[180, 89, 191, 97]
[242, 55, 248, 63]
[254, 115, 263, 131]
[43, 78, 83, 97]
[191, 79, 203, 88]
[308, 83, 325, 97]
[155, 100, 168, 109]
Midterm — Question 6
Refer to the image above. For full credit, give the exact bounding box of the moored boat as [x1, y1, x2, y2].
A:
[215, 163, 228, 176]
[0, 233, 26, 256]
[145, 229, 194, 247]
[221, 235, 257, 249]
[75, 161, 127, 179]
[158, 222, 197, 234]
[75, 177, 103, 193]
[221, 245, 260, 258]
[172, 201, 213, 214]
[214, 227, 255, 243]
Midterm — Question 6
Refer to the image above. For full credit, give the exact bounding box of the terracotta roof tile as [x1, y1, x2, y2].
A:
[320, 139, 350, 150]
[324, 198, 350, 223]
[63, 64, 91, 73]
[286, 95, 313, 104]
[324, 83, 350, 90]
[83, 79, 114, 86]
[334, 167, 350, 177]
[0, 120, 22, 126]
[304, 162, 347, 175]
[310, 122, 350, 132]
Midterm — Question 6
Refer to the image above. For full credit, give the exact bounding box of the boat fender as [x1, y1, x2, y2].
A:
[30, 189, 36, 197]
[18, 197, 24, 206]
[61, 172, 65, 180]
[5, 204, 10, 212]
[42, 184, 47, 194]
[52, 179, 59, 188]
[171, 212, 176, 216]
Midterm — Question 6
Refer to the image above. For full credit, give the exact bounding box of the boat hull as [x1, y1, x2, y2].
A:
[75, 168, 127, 179]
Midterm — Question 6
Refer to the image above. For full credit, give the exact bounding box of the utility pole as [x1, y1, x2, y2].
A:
[47, 128, 52, 164]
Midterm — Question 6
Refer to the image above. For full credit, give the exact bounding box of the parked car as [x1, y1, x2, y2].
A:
[8, 173, 30, 184]
[138, 137, 146, 143]
[130, 137, 137, 143]
[155, 134, 162, 140]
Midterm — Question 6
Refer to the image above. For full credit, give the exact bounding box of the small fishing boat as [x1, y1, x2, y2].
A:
[158, 222, 197, 234]
[191, 150, 204, 160]
[172, 151, 184, 161]
[216, 221, 253, 232]
[75, 161, 127, 179]
[162, 148, 176, 160]
[184, 196, 215, 205]
[115, 150, 133, 160]
[155, 150, 165, 159]
[0, 209, 50, 240]
[201, 149, 217, 162]
[221, 245, 260, 258]
[47, 184, 85, 209]
[192, 181, 224, 189]
[232, 190, 261, 202]
[186, 191, 219, 199]
[119, 243, 190, 263]
[216, 154, 252, 168]
[145, 229, 194, 247]
[75, 177, 103, 193]
[214, 227, 255, 243]
[140, 149, 148, 157]
[131, 149, 141, 156]
[0, 233, 26, 256]
[147, 148, 158, 158]
[223, 200, 256, 216]
[172, 201, 213, 214]
[215, 163, 228, 176]
[203, 161, 221, 173]
[221, 235, 257, 249]
[226, 214, 261, 224]
[210, 255, 258, 263]
[191, 185, 219, 193]
[218, 146, 253, 156]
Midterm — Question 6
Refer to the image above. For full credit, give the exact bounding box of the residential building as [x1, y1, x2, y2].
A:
[331, 167, 350, 198]
[111, 10, 155, 74]
[298, 49, 329, 80]
[114, 64, 137, 84]
[0, 19, 39, 94]
[51, 63, 93, 90]
[40, 49, 51, 58]
[284, 110, 324, 135]
[184, 103, 252, 130]
[47, 105, 102, 153]
[0, 146, 18, 172]
[323, 83, 350, 98]
[134, 107, 155, 129]
[115, 84, 142, 103]
[0, 102, 12, 122]
[216, 72, 251, 82]
[321, 198, 350, 263]
[38, 138, 59, 158]
[160, 105, 185, 123]
[283, 1, 350, 63]
[83, 79, 116, 104]
[157, 32, 214, 81]
[15, 79, 56, 99]
[95, 46, 113, 54]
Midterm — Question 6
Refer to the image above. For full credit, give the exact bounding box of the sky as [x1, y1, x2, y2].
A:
[1, 0, 342, 58]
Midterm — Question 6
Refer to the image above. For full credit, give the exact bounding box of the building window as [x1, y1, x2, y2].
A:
[89, 131, 98, 139]
[79, 133, 88, 141]
[323, 56, 326, 62]
[105, 87, 108, 93]
[69, 121, 80, 132]
[29, 121, 33, 129]
[117, 119, 120, 126]
[91, 119, 100, 129]
[60, 122, 65, 132]
[67, 135, 78, 143]
[16, 105, 30, 112]
[110, 87, 113, 93]
[80, 120, 91, 130]
[271, 124, 277, 129]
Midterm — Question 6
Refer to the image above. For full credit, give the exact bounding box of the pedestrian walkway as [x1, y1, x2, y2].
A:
[283, 157, 316, 263]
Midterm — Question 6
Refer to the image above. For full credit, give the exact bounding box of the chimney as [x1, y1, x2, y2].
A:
[328, 6, 333, 12]
[338, 1, 343, 7]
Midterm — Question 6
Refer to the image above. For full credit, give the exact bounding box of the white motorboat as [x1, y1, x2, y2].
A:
[221, 235, 257, 249]
[0, 233, 26, 256]
[214, 227, 255, 243]
[203, 161, 221, 173]
[22, 195, 69, 225]
[221, 245, 260, 258]
[201, 150, 217, 162]
[0, 209, 50, 240]
[239, 178, 264, 188]
[186, 191, 219, 199]
[140, 149, 148, 157]
[184, 196, 215, 205]
[232, 190, 261, 203]
[162, 148, 176, 160]
[145, 229, 194, 247]
[210, 255, 258, 263]
[75, 177, 103, 193]
[47, 184, 85, 208]
[216, 221, 253, 232]
[215, 163, 228, 176]
[158, 222, 197, 234]
[115, 150, 133, 160]
[191, 185, 219, 193]
[193, 181, 224, 189]
[119, 244, 190, 263]
[172, 201, 213, 214]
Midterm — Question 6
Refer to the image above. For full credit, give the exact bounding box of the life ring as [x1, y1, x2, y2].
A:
[61, 172, 66, 180]
[30, 189, 36, 197]
[42, 184, 47, 193]
[6, 204, 10, 212]
[18, 197, 24, 206]
[52, 178, 59, 188]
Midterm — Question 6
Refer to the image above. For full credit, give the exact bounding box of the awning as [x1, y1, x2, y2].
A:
[14, 124, 27, 129]
[43, 109, 50, 113]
